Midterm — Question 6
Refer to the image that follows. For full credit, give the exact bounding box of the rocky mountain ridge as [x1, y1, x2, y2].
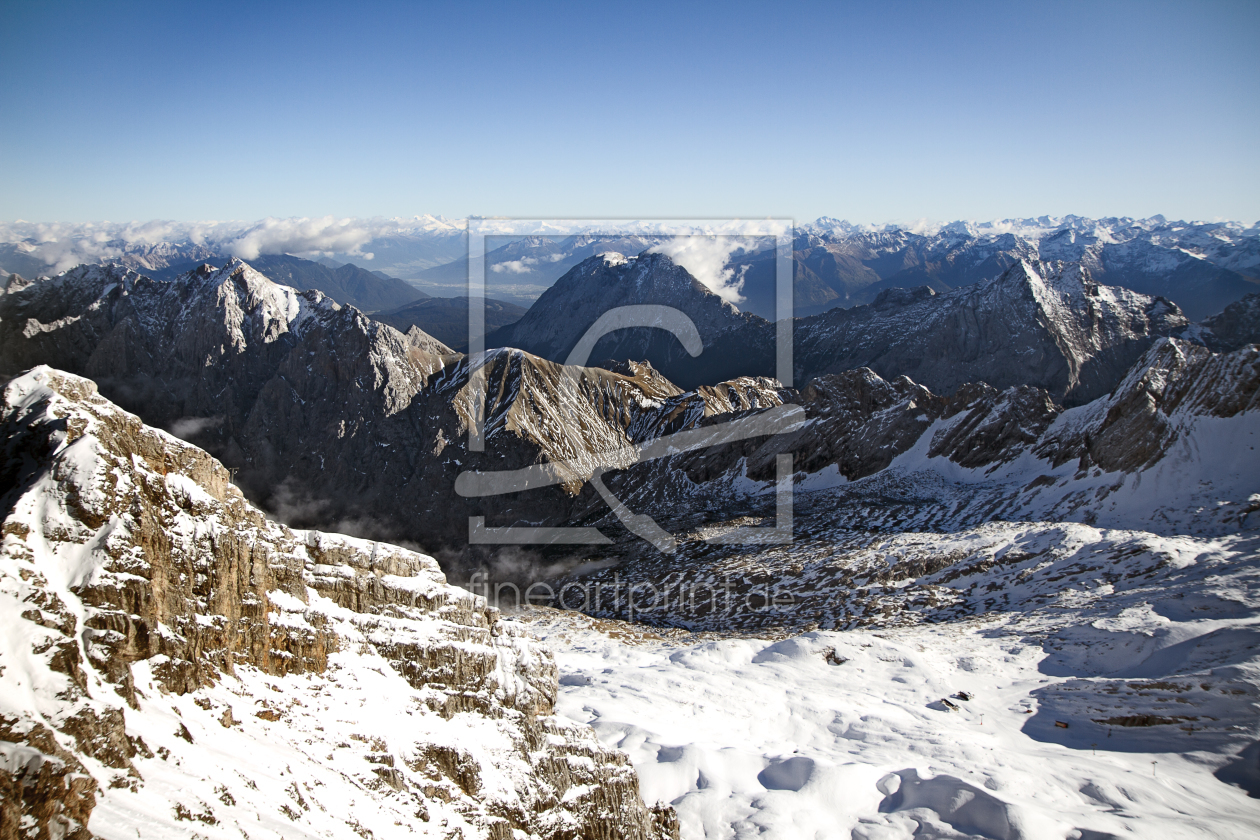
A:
[1198, 292, 1260, 352]
[6, 216, 1256, 319]
[1, 256, 1255, 568]
[585, 335, 1257, 556]
[0, 259, 787, 556]
[0, 366, 677, 839]
[793, 216, 1260, 320]
[486, 252, 1188, 404]
[793, 258, 1187, 405]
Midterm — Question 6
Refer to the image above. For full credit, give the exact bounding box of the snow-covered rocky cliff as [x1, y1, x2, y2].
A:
[0, 367, 677, 839]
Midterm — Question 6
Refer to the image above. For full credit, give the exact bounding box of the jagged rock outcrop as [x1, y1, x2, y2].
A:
[1, 256, 1247, 569]
[793, 259, 1186, 405]
[602, 363, 1062, 519]
[552, 339, 1260, 635]
[594, 337, 1256, 551]
[0, 259, 452, 416]
[0, 367, 677, 839]
[1037, 338, 1260, 473]
[1198, 292, 1260, 352]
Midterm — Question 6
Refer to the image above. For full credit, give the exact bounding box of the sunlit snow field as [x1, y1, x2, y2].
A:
[524, 605, 1260, 840]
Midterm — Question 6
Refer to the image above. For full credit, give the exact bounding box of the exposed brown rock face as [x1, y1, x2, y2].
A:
[0, 367, 677, 839]
[0, 720, 97, 840]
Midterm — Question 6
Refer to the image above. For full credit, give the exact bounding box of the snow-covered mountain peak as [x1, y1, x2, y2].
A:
[159, 258, 333, 349]
[939, 219, 977, 238]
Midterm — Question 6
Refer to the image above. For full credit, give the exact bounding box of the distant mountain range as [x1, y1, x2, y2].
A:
[4, 215, 1256, 319]
[489, 251, 1190, 402]
[418, 216, 1260, 321]
[4, 215, 1258, 838]
[2, 253, 1256, 557]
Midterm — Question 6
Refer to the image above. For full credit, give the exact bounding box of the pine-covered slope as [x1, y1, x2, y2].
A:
[0, 366, 678, 840]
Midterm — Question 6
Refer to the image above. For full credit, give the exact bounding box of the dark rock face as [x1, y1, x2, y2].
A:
[0, 260, 451, 418]
[0, 368, 678, 840]
[597, 336, 1256, 551]
[0, 257, 1243, 574]
[485, 252, 776, 389]
[1200, 292, 1260, 352]
[928, 384, 1060, 469]
[376, 294, 527, 351]
[604, 365, 1062, 520]
[770, 370, 944, 480]
[793, 260, 1187, 406]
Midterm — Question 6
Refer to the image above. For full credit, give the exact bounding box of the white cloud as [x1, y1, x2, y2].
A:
[0, 217, 790, 279]
[491, 258, 538, 274]
[222, 216, 374, 260]
[0, 216, 470, 275]
[646, 235, 759, 306]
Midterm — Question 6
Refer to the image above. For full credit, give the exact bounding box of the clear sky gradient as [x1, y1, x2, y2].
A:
[2, 0, 1258, 225]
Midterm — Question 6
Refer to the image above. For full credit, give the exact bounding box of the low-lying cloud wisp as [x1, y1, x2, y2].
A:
[647, 236, 759, 306]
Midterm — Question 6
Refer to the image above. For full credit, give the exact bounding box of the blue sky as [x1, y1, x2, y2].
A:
[1, 0, 1257, 224]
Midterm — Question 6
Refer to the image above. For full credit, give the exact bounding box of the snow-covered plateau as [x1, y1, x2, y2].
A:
[518, 513, 1260, 838]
